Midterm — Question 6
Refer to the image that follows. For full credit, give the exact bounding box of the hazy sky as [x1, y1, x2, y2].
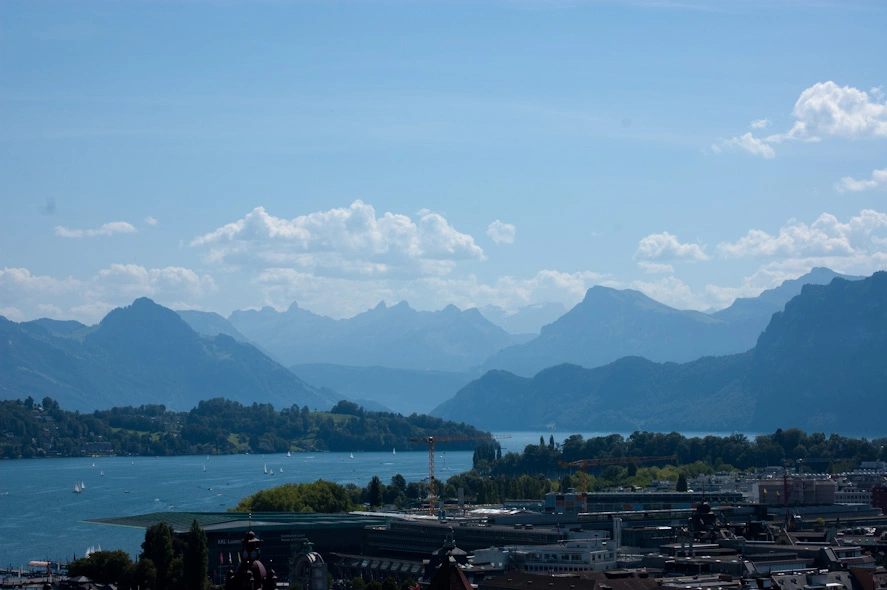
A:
[2, 0, 886, 324]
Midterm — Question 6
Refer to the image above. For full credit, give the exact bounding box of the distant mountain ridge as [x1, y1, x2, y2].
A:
[0, 298, 337, 413]
[483, 268, 859, 376]
[290, 363, 478, 415]
[478, 302, 568, 335]
[432, 272, 887, 434]
[227, 300, 530, 371]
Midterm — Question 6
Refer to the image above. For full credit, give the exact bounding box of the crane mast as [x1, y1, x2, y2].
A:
[410, 433, 510, 515]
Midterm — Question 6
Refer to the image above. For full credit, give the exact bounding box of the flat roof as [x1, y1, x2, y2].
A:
[84, 511, 391, 533]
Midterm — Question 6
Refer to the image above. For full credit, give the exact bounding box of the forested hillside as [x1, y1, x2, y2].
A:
[0, 397, 489, 458]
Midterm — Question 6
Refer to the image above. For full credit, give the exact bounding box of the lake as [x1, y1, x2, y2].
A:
[0, 429, 750, 569]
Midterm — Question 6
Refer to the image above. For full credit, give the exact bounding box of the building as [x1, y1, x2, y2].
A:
[472, 534, 617, 574]
[756, 477, 836, 505]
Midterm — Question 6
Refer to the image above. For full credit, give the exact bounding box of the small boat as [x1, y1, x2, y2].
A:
[350, 452, 354, 459]
[279, 467, 283, 473]
[263, 464, 268, 474]
[73, 481, 82, 494]
[100, 471, 104, 476]
[80, 481, 86, 490]
[287, 451, 291, 457]
[203, 465, 206, 472]
[270, 469, 275, 475]
[393, 448, 396, 455]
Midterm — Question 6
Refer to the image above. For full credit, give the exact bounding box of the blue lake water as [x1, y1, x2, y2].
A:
[0, 449, 475, 569]
[0, 430, 754, 569]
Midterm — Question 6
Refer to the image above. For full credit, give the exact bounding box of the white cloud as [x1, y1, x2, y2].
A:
[717, 209, 887, 259]
[714, 81, 887, 158]
[0, 267, 80, 296]
[35, 303, 64, 318]
[88, 264, 216, 300]
[253, 267, 606, 319]
[634, 231, 709, 261]
[0, 264, 216, 324]
[767, 81, 887, 143]
[711, 133, 775, 159]
[54, 221, 138, 238]
[750, 118, 770, 129]
[835, 167, 887, 193]
[0, 306, 24, 321]
[637, 261, 675, 274]
[487, 220, 516, 245]
[145, 216, 158, 226]
[191, 200, 485, 278]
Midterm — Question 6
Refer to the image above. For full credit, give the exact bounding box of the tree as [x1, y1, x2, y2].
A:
[184, 519, 210, 590]
[141, 522, 175, 590]
[68, 550, 133, 584]
[676, 472, 688, 492]
[368, 475, 384, 508]
[390, 474, 407, 493]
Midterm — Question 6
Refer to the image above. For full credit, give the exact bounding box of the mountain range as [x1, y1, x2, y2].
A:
[1, 267, 874, 426]
[224, 300, 530, 372]
[431, 272, 887, 434]
[483, 267, 858, 376]
[0, 298, 336, 413]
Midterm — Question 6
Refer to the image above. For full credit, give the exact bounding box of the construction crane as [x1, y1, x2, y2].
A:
[557, 455, 678, 495]
[410, 433, 511, 514]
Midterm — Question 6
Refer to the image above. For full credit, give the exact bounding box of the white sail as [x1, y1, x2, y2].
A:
[73, 481, 81, 493]
[263, 463, 268, 474]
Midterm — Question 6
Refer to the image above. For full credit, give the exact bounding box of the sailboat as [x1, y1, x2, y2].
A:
[392, 448, 396, 455]
[80, 480, 86, 490]
[279, 467, 283, 473]
[100, 470, 104, 476]
[270, 468, 274, 475]
[287, 451, 291, 457]
[203, 465, 206, 472]
[350, 452, 354, 459]
[263, 464, 268, 474]
[73, 481, 81, 494]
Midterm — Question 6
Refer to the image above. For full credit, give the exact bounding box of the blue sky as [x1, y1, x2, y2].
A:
[2, 0, 886, 324]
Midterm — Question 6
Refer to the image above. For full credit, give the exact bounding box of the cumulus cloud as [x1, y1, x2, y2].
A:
[637, 261, 675, 275]
[88, 264, 216, 300]
[711, 133, 776, 159]
[190, 201, 485, 278]
[0, 306, 24, 321]
[714, 81, 887, 158]
[835, 167, 887, 193]
[750, 118, 770, 129]
[634, 231, 709, 262]
[767, 81, 887, 143]
[0, 264, 216, 324]
[54, 221, 138, 238]
[487, 220, 516, 245]
[145, 216, 158, 226]
[717, 209, 887, 259]
[252, 267, 606, 319]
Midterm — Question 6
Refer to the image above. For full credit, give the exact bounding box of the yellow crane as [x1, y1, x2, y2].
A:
[410, 433, 510, 514]
[557, 455, 678, 495]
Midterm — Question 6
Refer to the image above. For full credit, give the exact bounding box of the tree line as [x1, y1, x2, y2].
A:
[487, 429, 887, 479]
[0, 397, 487, 458]
[68, 520, 210, 590]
